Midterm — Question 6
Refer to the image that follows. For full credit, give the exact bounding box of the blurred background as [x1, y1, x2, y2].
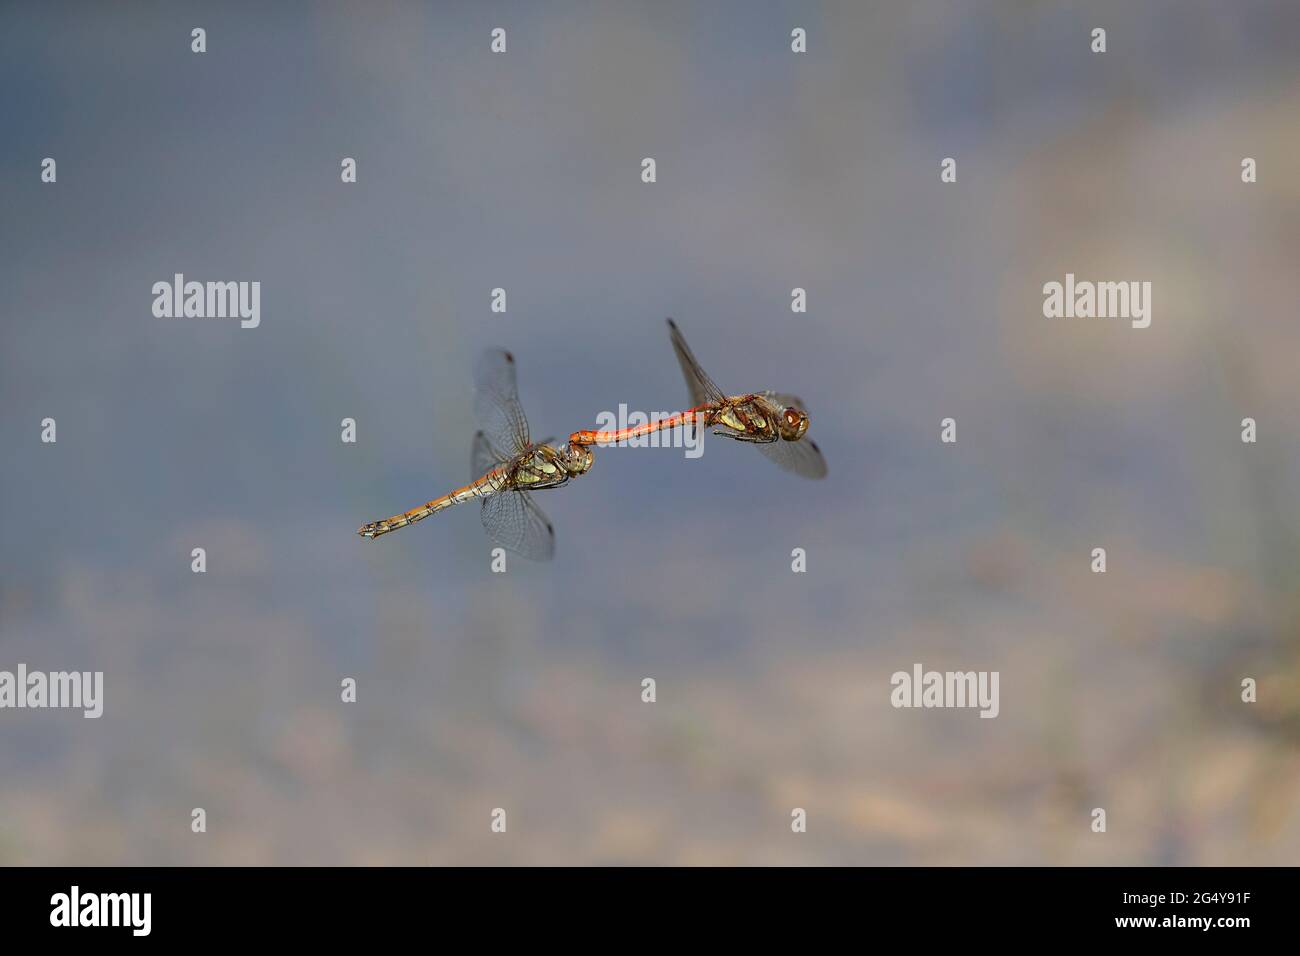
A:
[2, 0, 1299, 864]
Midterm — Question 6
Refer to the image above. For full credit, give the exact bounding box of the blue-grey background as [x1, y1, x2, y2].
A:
[3, 1, 1299, 864]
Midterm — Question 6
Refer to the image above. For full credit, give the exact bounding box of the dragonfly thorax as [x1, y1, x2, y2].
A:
[511, 443, 593, 488]
[710, 398, 779, 443]
[710, 396, 809, 443]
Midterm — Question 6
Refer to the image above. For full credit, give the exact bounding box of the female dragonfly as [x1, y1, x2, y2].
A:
[357, 350, 593, 560]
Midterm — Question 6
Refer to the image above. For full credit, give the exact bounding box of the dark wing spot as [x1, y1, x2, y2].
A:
[547, 524, 554, 532]
[504, 351, 514, 363]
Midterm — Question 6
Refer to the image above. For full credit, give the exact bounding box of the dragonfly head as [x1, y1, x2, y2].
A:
[777, 405, 810, 441]
[558, 442, 594, 475]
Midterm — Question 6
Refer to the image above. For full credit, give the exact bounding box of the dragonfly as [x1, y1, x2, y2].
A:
[568, 318, 827, 478]
[356, 349, 593, 559]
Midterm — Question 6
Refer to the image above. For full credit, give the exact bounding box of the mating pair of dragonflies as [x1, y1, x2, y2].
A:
[357, 319, 827, 559]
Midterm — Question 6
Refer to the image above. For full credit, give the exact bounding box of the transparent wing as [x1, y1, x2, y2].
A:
[667, 319, 727, 408]
[757, 436, 828, 479]
[471, 430, 509, 479]
[480, 489, 556, 561]
[474, 350, 532, 456]
[762, 391, 809, 412]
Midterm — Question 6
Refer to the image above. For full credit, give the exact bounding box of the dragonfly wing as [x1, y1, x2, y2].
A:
[480, 489, 556, 561]
[757, 436, 828, 479]
[667, 319, 727, 408]
[474, 349, 532, 456]
[762, 391, 809, 413]
[471, 430, 509, 479]
[757, 390, 824, 475]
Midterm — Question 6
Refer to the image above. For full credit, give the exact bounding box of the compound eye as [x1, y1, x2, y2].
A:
[784, 408, 801, 428]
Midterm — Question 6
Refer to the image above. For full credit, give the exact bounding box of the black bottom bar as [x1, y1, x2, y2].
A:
[0, 866, 1285, 941]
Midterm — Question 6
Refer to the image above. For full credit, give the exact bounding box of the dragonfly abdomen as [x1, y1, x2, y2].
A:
[567, 407, 705, 447]
[357, 472, 498, 539]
